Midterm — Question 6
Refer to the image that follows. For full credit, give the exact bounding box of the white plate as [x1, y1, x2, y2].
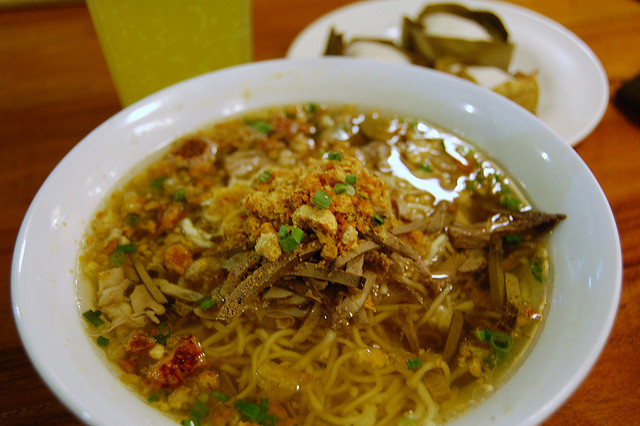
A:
[287, 0, 609, 146]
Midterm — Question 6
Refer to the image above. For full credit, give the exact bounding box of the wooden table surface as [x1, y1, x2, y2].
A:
[1, 0, 639, 424]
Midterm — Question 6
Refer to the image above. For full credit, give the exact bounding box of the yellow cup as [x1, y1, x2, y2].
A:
[87, 0, 253, 107]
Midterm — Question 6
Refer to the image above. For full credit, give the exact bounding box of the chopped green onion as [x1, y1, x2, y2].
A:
[473, 328, 492, 343]
[397, 417, 417, 426]
[125, 213, 140, 226]
[188, 400, 209, 425]
[109, 250, 126, 265]
[279, 236, 298, 253]
[148, 391, 165, 403]
[246, 119, 273, 134]
[406, 357, 423, 370]
[83, 309, 104, 327]
[504, 234, 522, 245]
[474, 329, 514, 361]
[279, 226, 305, 253]
[150, 176, 168, 189]
[109, 244, 137, 265]
[174, 188, 187, 201]
[290, 227, 305, 244]
[531, 258, 544, 282]
[118, 244, 137, 253]
[345, 174, 358, 185]
[357, 193, 370, 200]
[181, 420, 196, 426]
[199, 296, 216, 310]
[501, 196, 521, 211]
[466, 180, 476, 191]
[155, 322, 171, 345]
[490, 332, 513, 353]
[96, 336, 109, 347]
[372, 214, 385, 226]
[212, 391, 229, 402]
[312, 190, 332, 209]
[257, 170, 273, 183]
[334, 183, 348, 194]
[307, 103, 318, 113]
[327, 152, 342, 161]
[419, 164, 433, 172]
[234, 398, 278, 425]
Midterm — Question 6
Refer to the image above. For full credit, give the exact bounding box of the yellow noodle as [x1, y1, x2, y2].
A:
[416, 382, 439, 422]
[294, 329, 337, 369]
[417, 284, 453, 327]
[341, 366, 397, 384]
[341, 372, 384, 414]
[323, 351, 356, 391]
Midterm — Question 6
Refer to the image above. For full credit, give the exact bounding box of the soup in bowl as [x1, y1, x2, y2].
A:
[12, 58, 621, 426]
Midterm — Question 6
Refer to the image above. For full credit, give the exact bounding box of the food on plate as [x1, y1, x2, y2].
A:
[325, 3, 539, 113]
[78, 104, 564, 425]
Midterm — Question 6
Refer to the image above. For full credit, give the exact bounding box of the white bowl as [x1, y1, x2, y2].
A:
[12, 58, 621, 426]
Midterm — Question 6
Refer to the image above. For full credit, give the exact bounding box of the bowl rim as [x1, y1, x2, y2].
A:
[11, 57, 622, 426]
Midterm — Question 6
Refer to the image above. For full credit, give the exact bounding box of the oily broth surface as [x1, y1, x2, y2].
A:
[77, 104, 556, 425]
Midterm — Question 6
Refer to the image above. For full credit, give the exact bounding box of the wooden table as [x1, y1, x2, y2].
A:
[1, 0, 639, 424]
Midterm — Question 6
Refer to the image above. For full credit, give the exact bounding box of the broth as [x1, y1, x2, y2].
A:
[78, 104, 564, 425]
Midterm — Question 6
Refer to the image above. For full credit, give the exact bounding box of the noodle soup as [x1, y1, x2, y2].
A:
[78, 104, 564, 425]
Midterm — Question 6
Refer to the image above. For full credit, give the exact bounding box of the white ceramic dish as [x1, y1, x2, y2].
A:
[12, 58, 620, 425]
[286, 0, 609, 147]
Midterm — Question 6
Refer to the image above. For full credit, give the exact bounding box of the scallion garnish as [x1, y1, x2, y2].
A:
[199, 296, 216, 310]
[82, 309, 104, 327]
[473, 328, 492, 343]
[234, 398, 278, 426]
[118, 244, 137, 252]
[279, 225, 305, 253]
[150, 176, 168, 189]
[397, 417, 417, 426]
[345, 174, 357, 185]
[474, 329, 514, 360]
[531, 258, 544, 282]
[96, 336, 109, 347]
[155, 322, 172, 345]
[290, 227, 305, 243]
[311, 190, 332, 209]
[125, 213, 140, 226]
[334, 183, 348, 194]
[246, 119, 273, 134]
[501, 196, 521, 211]
[187, 400, 209, 425]
[109, 244, 137, 265]
[372, 214, 385, 226]
[490, 332, 513, 353]
[148, 391, 165, 403]
[504, 234, 522, 245]
[357, 193, 370, 200]
[212, 391, 229, 402]
[174, 188, 186, 202]
[407, 357, 422, 370]
[257, 170, 273, 183]
[109, 250, 125, 265]
[278, 224, 289, 239]
[419, 164, 433, 172]
[327, 152, 342, 161]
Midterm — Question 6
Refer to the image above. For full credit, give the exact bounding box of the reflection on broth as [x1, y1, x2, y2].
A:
[78, 104, 564, 425]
